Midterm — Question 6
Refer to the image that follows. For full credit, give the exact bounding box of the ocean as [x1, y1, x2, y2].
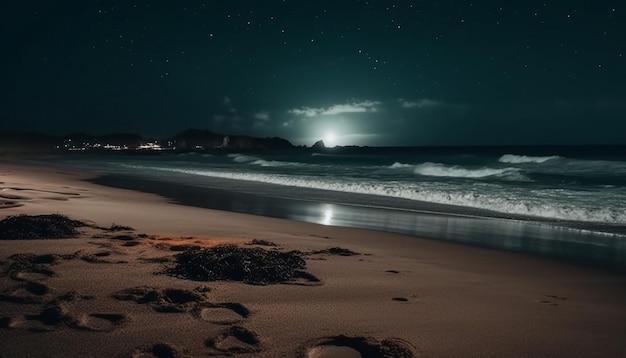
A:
[50, 145, 626, 269]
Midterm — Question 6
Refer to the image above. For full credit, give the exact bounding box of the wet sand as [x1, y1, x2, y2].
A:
[91, 174, 626, 269]
[1, 161, 626, 357]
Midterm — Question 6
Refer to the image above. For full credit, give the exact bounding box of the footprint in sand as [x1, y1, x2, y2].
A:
[2, 290, 126, 332]
[0, 281, 52, 304]
[205, 326, 263, 355]
[126, 342, 193, 358]
[197, 302, 250, 325]
[289, 271, 323, 286]
[537, 294, 569, 306]
[16, 303, 71, 331]
[0, 191, 27, 200]
[113, 286, 253, 325]
[302, 336, 416, 358]
[110, 234, 137, 242]
[4, 253, 60, 281]
[12, 271, 53, 282]
[72, 313, 127, 332]
[105, 234, 143, 247]
[79, 250, 129, 264]
[307, 345, 363, 358]
[0, 200, 22, 208]
[113, 286, 209, 313]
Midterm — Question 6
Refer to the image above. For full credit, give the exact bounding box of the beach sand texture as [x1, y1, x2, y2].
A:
[1, 162, 625, 357]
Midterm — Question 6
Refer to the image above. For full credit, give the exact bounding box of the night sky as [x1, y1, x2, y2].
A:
[1, 1, 624, 146]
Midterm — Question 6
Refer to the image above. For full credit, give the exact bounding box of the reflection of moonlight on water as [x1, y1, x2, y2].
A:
[322, 208, 333, 226]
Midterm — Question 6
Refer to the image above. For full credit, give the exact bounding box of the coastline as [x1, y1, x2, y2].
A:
[89, 173, 626, 270]
[1, 161, 626, 357]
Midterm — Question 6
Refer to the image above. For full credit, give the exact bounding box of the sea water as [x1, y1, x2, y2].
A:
[52, 146, 626, 268]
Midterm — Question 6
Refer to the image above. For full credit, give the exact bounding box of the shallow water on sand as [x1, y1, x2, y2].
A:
[89, 174, 626, 270]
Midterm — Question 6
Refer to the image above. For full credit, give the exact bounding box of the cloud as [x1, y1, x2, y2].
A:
[288, 100, 382, 117]
[253, 111, 270, 121]
[321, 100, 381, 115]
[399, 98, 441, 109]
[288, 107, 319, 117]
[252, 111, 271, 128]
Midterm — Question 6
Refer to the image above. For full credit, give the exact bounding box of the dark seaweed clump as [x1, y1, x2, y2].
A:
[165, 245, 307, 285]
[246, 239, 278, 247]
[105, 224, 134, 232]
[0, 214, 85, 240]
[311, 247, 360, 256]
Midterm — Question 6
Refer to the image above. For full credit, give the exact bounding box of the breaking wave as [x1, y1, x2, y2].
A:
[413, 162, 525, 180]
[499, 154, 560, 164]
[120, 164, 626, 224]
[389, 162, 413, 169]
[228, 153, 307, 168]
[228, 154, 260, 163]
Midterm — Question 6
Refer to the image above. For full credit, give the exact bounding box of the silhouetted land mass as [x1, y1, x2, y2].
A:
[167, 128, 294, 151]
[0, 129, 296, 154]
[65, 132, 144, 147]
[3, 130, 624, 156]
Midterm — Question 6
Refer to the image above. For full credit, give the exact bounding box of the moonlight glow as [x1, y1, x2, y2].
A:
[324, 132, 337, 147]
[1, 2, 624, 146]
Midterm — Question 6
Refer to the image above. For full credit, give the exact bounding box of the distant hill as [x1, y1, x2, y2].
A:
[0, 129, 295, 153]
[167, 128, 294, 151]
[63, 132, 144, 147]
[167, 129, 223, 149]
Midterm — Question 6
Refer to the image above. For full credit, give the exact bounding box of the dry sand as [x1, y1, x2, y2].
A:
[1, 161, 625, 357]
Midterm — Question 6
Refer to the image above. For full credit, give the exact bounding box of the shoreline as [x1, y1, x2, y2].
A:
[2, 161, 626, 357]
[89, 173, 626, 271]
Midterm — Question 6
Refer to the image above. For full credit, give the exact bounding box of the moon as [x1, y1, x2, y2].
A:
[324, 132, 337, 147]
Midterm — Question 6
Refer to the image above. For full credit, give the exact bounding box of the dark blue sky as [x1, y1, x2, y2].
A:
[1, 1, 624, 146]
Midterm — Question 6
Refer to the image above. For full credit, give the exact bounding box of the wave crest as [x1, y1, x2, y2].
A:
[115, 164, 626, 224]
[228, 154, 260, 163]
[499, 154, 560, 164]
[413, 162, 523, 179]
[389, 162, 413, 169]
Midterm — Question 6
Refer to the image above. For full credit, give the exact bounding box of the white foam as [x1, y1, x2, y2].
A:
[228, 154, 260, 163]
[499, 154, 560, 164]
[127, 164, 626, 224]
[389, 162, 413, 169]
[251, 159, 308, 167]
[413, 162, 522, 179]
[227, 154, 308, 168]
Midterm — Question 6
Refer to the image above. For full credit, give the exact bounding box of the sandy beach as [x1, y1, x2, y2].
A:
[1, 161, 625, 357]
